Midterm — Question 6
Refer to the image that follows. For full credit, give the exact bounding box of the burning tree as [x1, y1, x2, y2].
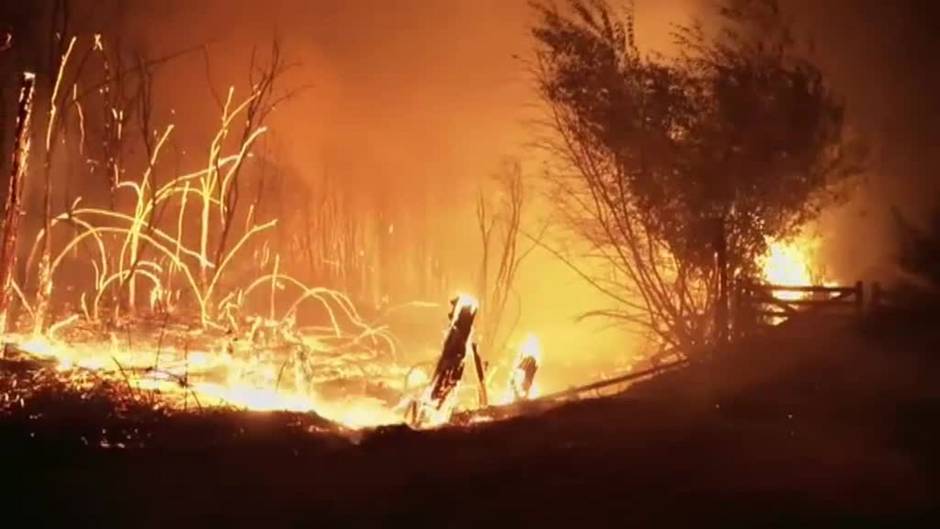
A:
[531, 0, 859, 353]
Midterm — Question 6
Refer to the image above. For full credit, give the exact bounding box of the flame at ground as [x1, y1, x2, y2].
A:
[9, 329, 405, 429]
[5, 291, 502, 432]
[0, 36, 499, 433]
[504, 333, 542, 403]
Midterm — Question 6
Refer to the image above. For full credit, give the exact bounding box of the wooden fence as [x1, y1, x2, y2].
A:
[735, 281, 864, 333]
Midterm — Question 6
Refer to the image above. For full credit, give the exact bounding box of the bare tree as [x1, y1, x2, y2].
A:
[213, 41, 293, 272]
[476, 159, 540, 358]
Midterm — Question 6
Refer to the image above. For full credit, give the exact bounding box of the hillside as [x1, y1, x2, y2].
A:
[3, 307, 939, 527]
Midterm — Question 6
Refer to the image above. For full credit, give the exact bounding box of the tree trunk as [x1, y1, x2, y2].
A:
[0, 73, 36, 332]
[714, 218, 728, 345]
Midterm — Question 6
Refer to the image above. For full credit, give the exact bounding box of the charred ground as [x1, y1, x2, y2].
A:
[3, 304, 940, 527]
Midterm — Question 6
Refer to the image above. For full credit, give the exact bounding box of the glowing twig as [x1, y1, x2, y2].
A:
[45, 36, 77, 153]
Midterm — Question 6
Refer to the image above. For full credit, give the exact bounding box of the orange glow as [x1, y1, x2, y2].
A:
[11, 331, 406, 428]
[518, 333, 542, 364]
[760, 237, 821, 300]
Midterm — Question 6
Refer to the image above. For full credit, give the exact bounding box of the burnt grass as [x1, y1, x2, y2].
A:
[3, 308, 940, 528]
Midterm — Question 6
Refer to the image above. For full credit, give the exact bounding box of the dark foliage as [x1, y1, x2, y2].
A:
[894, 206, 940, 289]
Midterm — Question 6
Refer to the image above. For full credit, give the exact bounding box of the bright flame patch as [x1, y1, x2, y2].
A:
[760, 237, 818, 300]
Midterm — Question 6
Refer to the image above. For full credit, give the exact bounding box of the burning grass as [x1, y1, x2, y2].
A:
[0, 35, 423, 429]
[2, 311, 408, 428]
[0, 347, 351, 452]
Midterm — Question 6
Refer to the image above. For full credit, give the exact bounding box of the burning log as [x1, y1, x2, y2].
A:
[0, 72, 36, 332]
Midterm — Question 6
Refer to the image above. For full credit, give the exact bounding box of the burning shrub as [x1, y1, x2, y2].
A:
[531, 0, 860, 353]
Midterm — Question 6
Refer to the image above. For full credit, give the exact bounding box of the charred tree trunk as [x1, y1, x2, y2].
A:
[714, 218, 728, 345]
[420, 296, 478, 420]
[0, 73, 36, 332]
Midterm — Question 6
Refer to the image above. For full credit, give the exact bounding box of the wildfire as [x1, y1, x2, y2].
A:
[0, 34, 422, 430]
[0, 34, 539, 434]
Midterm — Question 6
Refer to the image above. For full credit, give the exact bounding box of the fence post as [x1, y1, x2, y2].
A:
[855, 281, 864, 315]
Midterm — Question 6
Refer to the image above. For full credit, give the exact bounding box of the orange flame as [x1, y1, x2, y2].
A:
[760, 237, 821, 300]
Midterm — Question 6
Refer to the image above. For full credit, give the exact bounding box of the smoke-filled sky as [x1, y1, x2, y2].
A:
[1, 0, 938, 377]
[781, 0, 940, 281]
[4, 0, 700, 372]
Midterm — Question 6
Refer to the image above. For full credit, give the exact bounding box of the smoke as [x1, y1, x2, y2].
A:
[12, 2, 691, 365]
[775, 0, 940, 282]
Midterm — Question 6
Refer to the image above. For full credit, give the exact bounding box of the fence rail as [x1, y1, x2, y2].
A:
[735, 281, 864, 332]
